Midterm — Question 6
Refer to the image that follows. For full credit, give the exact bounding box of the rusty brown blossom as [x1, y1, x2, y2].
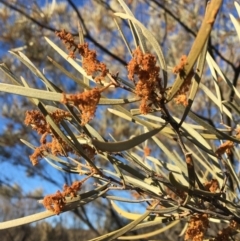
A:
[143, 146, 151, 156]
[25, 109, 70, 144]
[56, 29, 108, 81]
[185, 213, 209, 241]
[25, 109, 73, 165]
[42, 181, 82, 214]
[29, 137, 74, 166]
[42, 177, 91, 214]
[62, 88, 101, 125]
[127, 46, 162, 114]
[25, 110, 50, 138]
[43, 190, 65, 215]
[215, 140, 234, 158]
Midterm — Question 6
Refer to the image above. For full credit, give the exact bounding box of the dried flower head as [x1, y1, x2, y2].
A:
[42, 178, 88, 214]
[25, 109, 74, 164]
[63, 181, 82, 198]
[143, 146, 151, 156]
[56, 29, 108, 81]
[127, 46, 162, 114]
[29, 145, 46, 166]
[25, 110, 50, 136]
[50, 137, 73, 156]
[62, 88, 101, 125]
[215, 141, 234, 158]
[25, 109, 70, 143]
[174, 93, 188, 106]
[173, 55, 188, 75]
[185, 213, 209, 241]
[42, 190, 66, 215]
[29, 137, 74, 166]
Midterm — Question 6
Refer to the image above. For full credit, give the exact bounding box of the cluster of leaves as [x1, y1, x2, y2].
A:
[1, 0, 240, 240]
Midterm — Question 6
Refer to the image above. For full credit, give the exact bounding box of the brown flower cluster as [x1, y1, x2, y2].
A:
[25, 109, 71, 143]
[29, 138, 73, 166]
[25, 110, 50, 141]
[215, 140, 234, 158]
[215, 127, 240, 158]
[173, 55, 194, 106]
[127, 46, 162, 114]
[25, 109, 73, 165]
[56, 29, 108, 81]
[42, 180, 83, 214]
[62, 88, 101, 125]
[204, 179, 219, 193]
[185, 213, 209, 241]
[143, 146, 151, 156]
[173, 55, 188, 75]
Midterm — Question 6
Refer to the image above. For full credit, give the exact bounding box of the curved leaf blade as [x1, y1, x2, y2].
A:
[92, 127, 162, 152]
